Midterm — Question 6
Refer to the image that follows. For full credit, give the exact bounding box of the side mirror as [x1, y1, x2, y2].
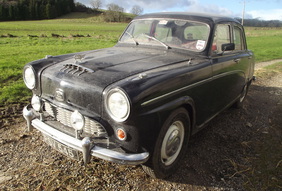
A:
[221, 43, 235, 51]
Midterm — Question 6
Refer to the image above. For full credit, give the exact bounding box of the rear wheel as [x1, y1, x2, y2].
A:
[142, 107, 191, 179]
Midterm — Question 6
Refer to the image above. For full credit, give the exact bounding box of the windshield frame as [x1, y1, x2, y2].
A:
[118, 18, 211, 52]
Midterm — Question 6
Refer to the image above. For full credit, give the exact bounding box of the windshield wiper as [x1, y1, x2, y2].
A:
[141, 33, 171, 50]
[125, 32, 139, 46]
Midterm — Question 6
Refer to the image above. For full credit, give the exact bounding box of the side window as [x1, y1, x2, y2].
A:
[234, 26, 245, 51]
[212, 24, 231, 54]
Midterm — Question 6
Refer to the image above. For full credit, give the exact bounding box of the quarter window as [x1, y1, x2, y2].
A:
[234, 26, 244, 51]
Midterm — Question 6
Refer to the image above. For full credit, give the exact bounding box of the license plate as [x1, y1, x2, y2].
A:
[43, 134, 79, 160]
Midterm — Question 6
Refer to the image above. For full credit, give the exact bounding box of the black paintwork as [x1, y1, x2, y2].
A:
[24, 13, 255, 154]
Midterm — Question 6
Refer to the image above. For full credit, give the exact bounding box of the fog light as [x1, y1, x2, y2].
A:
[31, 95, 42, 111]
[71, 110, 85, 130]
[116, 128, 127, 141]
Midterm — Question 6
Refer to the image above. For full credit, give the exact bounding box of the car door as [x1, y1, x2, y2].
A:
[232, 23, 254, 83]
[209, 22, 247, 114]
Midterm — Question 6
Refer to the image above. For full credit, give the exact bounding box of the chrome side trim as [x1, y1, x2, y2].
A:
[212, 70, 244, 80]
[141, 78, 211, 106]
[141, 70, 243, 107]
[24, 108, 149, 165]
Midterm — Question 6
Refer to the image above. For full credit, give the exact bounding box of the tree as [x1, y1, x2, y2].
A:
[107, 3, 124, 12]
[0, 4, 3, 20]
[104, 3, 124, 22]
[131, 5, 143, 16]
[90, 0, 102, 10]
[0, 0, 75, 21]
[74, 2, 88, 12]
[8, 4, 14, 20]
[46, 2, 51, 19]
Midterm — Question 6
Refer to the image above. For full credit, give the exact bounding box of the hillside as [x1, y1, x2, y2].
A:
[0, 0, 75, 20]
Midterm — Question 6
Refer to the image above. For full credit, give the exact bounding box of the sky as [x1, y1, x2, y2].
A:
[77, 0, 282, 21]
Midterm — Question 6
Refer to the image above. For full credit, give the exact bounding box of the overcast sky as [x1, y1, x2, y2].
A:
[76, 0, 282, 21]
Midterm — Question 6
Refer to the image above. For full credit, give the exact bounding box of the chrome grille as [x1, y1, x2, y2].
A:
[44, 102, 107, 137]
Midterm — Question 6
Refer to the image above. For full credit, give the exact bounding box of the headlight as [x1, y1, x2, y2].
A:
[31, 95, 42, 111]
[71, 110, 85, 130]
[105, 89, 130, 122]
[23, 66, 36, 89]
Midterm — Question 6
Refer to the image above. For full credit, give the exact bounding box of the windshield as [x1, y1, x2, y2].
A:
[119, 19, 210, 52]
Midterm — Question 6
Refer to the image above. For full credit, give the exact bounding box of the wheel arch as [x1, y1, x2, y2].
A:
[181, 102, 196, 135]
[141, 99, 196, 179]
[139, 95, 197, 153]
[154, 96, 196, 135]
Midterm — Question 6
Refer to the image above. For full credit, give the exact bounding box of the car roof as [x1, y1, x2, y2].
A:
[134, 12, 240, 25]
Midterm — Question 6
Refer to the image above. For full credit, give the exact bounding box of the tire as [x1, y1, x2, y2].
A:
[233, 83, 249, 108]
[142, 107, 191, 179]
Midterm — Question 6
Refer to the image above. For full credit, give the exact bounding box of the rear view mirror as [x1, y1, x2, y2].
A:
[221, 43, 235, 51]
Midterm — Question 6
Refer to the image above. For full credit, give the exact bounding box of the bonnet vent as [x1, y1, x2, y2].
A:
[60, 64, 94, 76]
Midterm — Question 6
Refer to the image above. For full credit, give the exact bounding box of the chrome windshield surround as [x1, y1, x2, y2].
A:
[119, 18, 210, 52]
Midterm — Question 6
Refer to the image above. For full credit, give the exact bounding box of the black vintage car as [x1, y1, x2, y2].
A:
[23, 12, 255, 178]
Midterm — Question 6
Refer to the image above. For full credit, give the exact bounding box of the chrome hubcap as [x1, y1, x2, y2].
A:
[161, 121, 184, 166]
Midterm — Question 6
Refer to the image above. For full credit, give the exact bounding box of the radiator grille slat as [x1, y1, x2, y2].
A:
[44, 102, 107, 137]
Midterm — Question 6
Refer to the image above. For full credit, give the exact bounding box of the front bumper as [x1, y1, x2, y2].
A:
[23, 105, 149, 165]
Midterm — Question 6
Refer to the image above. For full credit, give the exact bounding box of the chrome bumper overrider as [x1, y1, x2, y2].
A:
[23, 105, 149, 165]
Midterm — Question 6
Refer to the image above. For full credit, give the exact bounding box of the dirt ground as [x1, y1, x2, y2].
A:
[0, 60, 281, 191]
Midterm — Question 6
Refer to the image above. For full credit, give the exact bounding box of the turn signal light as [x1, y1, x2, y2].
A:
[117, 128, 126, 141]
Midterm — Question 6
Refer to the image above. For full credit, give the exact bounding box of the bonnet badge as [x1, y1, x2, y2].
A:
[55, 89, 65, 102]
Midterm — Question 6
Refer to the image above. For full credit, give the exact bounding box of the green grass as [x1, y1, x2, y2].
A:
[0, 13, 128, 105]
[0, 37, 120, 104]
[245, 27, 282, 62]
[0, 15, 282, 105]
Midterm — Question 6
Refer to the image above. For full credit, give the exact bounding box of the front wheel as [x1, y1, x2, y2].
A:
[142, 108, 191, 179]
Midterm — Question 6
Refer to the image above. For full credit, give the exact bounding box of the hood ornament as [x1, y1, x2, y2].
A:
[45, 55, 53, 59]
[74, 54, 85, 64]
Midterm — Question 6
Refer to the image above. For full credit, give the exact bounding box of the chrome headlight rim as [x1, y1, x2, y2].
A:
[105, 88, 131, 122]
[23, 65, 36, 90]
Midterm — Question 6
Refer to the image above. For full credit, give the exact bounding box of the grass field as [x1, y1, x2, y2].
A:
[0, 13, 282, 105]
[245, 27, 282, 62]
[0, 13, 128, 105]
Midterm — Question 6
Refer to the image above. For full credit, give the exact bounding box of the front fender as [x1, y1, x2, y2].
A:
[136, 96, 196, 153]
[141, 96, 196, 133]
[140, 96, 194, 116]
